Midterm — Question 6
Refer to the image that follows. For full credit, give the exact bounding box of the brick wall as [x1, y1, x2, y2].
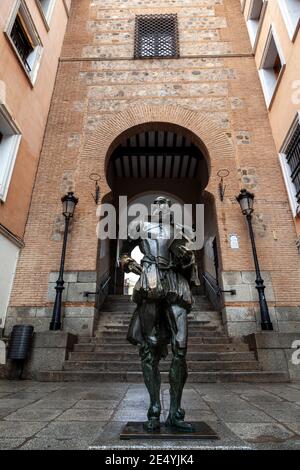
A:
[8, 0, 300, 335]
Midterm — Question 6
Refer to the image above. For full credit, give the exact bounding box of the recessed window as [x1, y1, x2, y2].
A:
[246, 0, 267, 48]
[134, 14, 179, 59]
[278, 0, 300, 41]
[0, 105, 22, 202]
[258, 27, 285, 107]
[5, 1, 43, 84]
[36, 0, 56, 28]
[279, 114, 300, 217]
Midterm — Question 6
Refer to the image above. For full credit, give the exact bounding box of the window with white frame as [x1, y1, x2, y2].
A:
[258, 26, 285, 107]
[246, 0, 267, 48]
[0, 105, 22, 202]
[36, 0, 56, 27]
[278, 0, 300, 41]
[279, 113, 300, 217]
[5, 1, 43, 84]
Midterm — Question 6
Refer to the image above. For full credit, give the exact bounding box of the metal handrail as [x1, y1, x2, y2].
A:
[202, 271, 236, 311]
[202, 272, 236, 296]
[101, 275, 111, 291]
[83, 273, 111, 297]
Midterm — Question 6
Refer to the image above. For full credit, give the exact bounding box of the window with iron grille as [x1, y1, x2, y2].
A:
[134, 14, 179, 59]
[286, 123, 300, 204]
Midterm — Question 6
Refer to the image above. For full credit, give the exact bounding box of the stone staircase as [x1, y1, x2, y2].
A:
[38, 295, 289, 382]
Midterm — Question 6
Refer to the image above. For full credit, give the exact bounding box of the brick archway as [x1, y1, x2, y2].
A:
[80, 104, 236, 295]
[81, 104, 235, 195]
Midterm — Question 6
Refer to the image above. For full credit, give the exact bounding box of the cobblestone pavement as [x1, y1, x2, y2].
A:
[0, 380, 299, 450]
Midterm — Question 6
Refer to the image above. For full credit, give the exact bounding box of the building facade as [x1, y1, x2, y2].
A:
[4, 0, 300, 343]
[0, 0, 71, 331]
[242, 0, 300, 236]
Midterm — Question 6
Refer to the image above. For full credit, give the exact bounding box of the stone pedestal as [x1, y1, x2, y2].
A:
[23, 331, 77, 379]
[245, 332, 300, 381]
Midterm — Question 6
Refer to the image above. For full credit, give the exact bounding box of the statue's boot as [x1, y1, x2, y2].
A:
[140, 345, 161, 432]
[166, 350, 194, 432]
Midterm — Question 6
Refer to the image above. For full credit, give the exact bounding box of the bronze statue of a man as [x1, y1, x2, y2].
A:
[120, 196, 200, 432]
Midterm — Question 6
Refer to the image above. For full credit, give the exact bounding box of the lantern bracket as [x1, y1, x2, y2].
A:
[217, 169, 229, 202]
[89, 173, 101, 205]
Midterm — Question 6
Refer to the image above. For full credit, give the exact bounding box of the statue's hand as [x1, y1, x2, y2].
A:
[178, 245, 193, 259]
[120, 255, 142, 275]
[177, 246, 195, 268]
[128, 260, 143, 275]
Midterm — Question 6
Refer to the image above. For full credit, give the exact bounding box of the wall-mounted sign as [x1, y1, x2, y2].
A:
[229, 234, 239, 249]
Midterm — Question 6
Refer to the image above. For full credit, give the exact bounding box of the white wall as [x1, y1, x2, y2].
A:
[0, 233, 19, 329]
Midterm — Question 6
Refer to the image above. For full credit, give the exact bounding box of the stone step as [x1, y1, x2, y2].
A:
[100, 307, 216, 314]
[98, 313, 220, 322]
[106, 295, 208, 302]
[97, 315, 221, 324]
[97, 335, 236, 345]
[69, 351, 257, 362]
[100, 307, 136, 313]
[37, 370, 290, 383]
[73, 343, 250, 353]
[190, 313, 222, 321]
[88, 336, 235, 344]
[192, 305, 215, 311]
[63, 360, 261, 372]
[96, 330, 225, 338]
[101, 303, 214, 312]
[97, 324, 220, 332]
[96, 324, 223, 332]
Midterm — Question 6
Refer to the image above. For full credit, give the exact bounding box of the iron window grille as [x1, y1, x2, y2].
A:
[134, 14, 179, 59]
[10, 14, 33, 72]
[286, 123, 300, 204]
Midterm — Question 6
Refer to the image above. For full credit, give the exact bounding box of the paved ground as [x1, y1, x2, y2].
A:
[0, 380, 299, 450]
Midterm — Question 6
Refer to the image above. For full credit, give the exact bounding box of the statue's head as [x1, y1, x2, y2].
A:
[153, 196, 171, 212]
[152, 196, 171, 217]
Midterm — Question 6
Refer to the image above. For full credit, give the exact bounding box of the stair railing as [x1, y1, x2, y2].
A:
[202, 271, 236, 311]
[83, 272, 111, 301]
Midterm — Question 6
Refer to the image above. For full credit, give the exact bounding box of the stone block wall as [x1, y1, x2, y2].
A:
[222, 271, 300, 335]
[6, 271, 97, 336]
[245, 333, 300, 381]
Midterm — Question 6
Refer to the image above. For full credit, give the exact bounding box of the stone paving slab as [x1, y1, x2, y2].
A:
[34, 420, 106, 440]
[5, 408, 64, 422]
[24, 398, 79, 410]
[0, 420, 46, 438]
[251, 402, 300, 423]
[225, 422, 296, 443]
[20, 437, 94, 450]
[74, 399, 120, 409]
[0, 380, 299, 450]
[0, 398, 38, 409]
[56, 408, 114, 421]
[0, 439, 27, 449]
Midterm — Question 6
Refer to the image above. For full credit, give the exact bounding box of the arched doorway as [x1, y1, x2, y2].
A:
[97, 122, 221, 298]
